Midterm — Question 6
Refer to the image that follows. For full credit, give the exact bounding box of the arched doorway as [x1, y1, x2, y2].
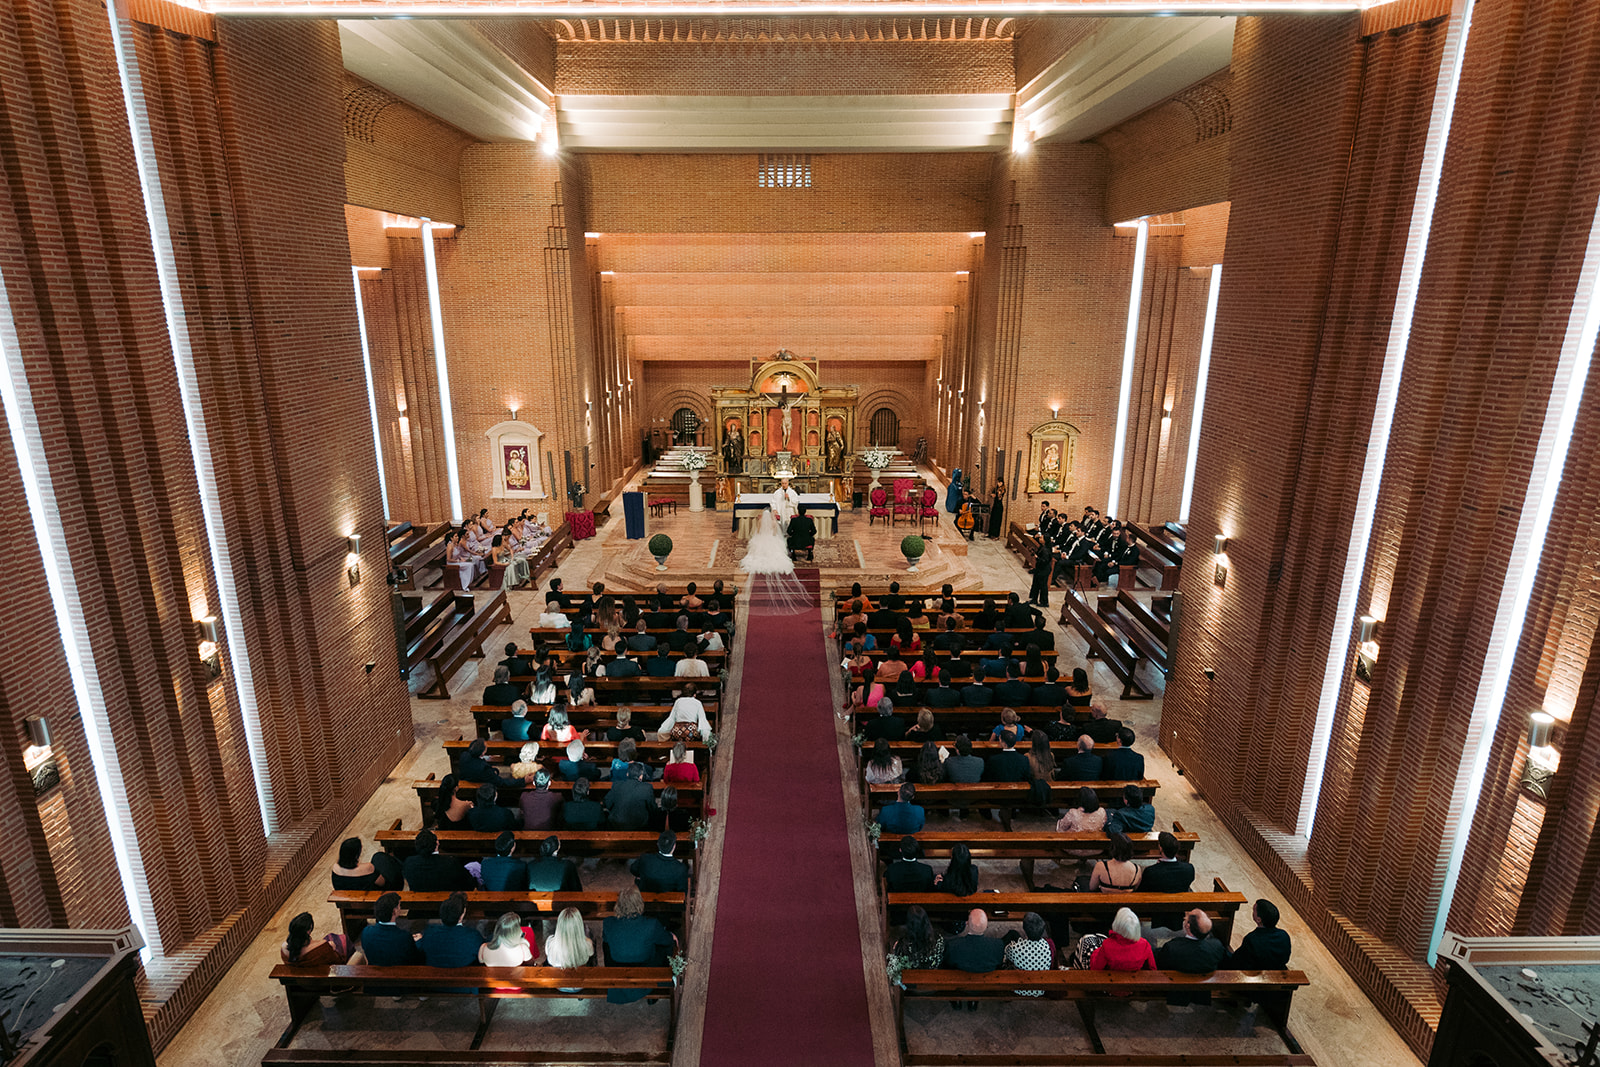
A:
[671, 407, 702, 445]
[869, 407, 900, 448]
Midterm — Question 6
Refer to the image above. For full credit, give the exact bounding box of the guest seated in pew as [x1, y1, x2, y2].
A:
[675, 647, 711, 680]
[1089, 907, 1156, 972]
[877, 649, 910, 686]
[679, 582, 703, 611]
[972, 597, 1000, 632]
[460, 738, 510, 784]
[1024, 618, 1055, 653]
[528, 667, 558, 705]
[282, 911, 355, 966]
[847, 668, 887, 715]
[942, 644, 973, 683]
[332, 836, 399, 892]
[865, 738, 905, 785]
[943, 736, 984, 785]
[1226, 898, 1292, 969]
[913, 741, 944, 785]
[697, 621, 726, 653]
[479, 912, 535, 968]
[938, 599, 967, 632]
[502, 700, 534, 742]
[645, 646, 676, 678]
[926, 670, 962, 708]
[1005, 912, 1056, 996]
[609, 738, 648, 780]
[663, 741, 700, 783]
[882, 583, 904, 612]
[559, 739, 603, 782]
[931, 617, 963, 654]
[626, 618, 657, 653]
[906, 708, 943, 744]
[1058, 735, 1104, 782]
[599, 646, 640, 679]
[1101, 726, 1144, 780]
[1156, 910, 1227, 1005]
[527, 835, 583, 892]
[986, 707, 1030, 744]
[1073, 704, 1119, 746]
[865, 697, 906, 742]
[404, 829, 474, 892]
[652, 786, 692, 834]
[420, 892, 485, 973]
[434, 775, 473, 831]
[482, 666, 524, 708]
[893, 905, 945, 972]
[362, 892, 422, 966]
[984, 729, 1029, 782]
[606, 707, 645, 743]
[892, 620, 922, 656]
[599, 624, 624, 653]
[847, 582, 875, 612]
[561, 777, 604, 831]
[906, 598, 931, 630]
[480, 831, 529, 890]
[1026, 731, 1057, 806]
[993, 661, 1033, 707]
[631, 829, 689, 893]
[546, 578, 573, 612]
[658, 684, 712, 742]
[1021, 786, 1108, 891]
[1065, 667, 1094, 708]
[521, 770, 562, 830]
[604, 885, 677, 1003]
[500, 642, 533, 679]
[505, 742, 541, 781]
[702, 600, 731, 633]
[1003, 592, 1036, 630]
[565, 622, 593, 654]
[867, 602, 901, 632]
[878, 783, 926, 835]
[936, 843, 980, 896]
[1139, 832, 1197, 930]
[645, 596, 678, 631]
[490, 534, 530, 590]
[981, 628, 1013, 657]
[541, 708, 588, 746]
[566, 664, 596, 706]
[887, 836, 937, 892]
[606, 763, 658, 830]
[1088, 832, 1141, 894]
[1106, 784, 1156, 835]
[537, 600, 571, 631]
[469, 782, 520, 832]
[942, 909, 1004, 978]
[1031, 666, 1067, 712]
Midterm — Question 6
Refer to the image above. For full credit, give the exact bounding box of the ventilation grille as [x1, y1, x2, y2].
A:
[758, 155, 812, 188]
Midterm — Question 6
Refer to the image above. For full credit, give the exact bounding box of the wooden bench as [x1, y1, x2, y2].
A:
[268, 964, 677, 1060]
[895, 967, 1309, 1061]
[413, 773, 704, 828]
[421, 590, 514, 700]
[470, 703, 720, 740]
[377, 823, 682, 861]
[329, 889, 688, 945]
[1060, 591, 1153, 700]
[444, 735, 708, 773]
[1129, 525, 1183, 590]
[868, 781, 1158, 832]
[404, 591, 475, 677]
[851, 707, 1086, 737]
[875, 827, 1196, 866]
[1095, 590, 1171, 676]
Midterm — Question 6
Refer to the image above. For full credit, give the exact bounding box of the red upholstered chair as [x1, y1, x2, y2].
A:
[919, 487, 939, 531]
[892, 478, 918, 524]
[869, 486, 891, 526]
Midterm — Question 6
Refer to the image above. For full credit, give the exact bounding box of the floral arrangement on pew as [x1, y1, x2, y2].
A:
[866, 821, 882, 844]
[669, 954, 689, 984]
[859, 449, 894, 470]
[852, 731, 867, 750]
[688, 817, 711, 846]
[681, 452, 708, 472]
[886, 952, 911, 989]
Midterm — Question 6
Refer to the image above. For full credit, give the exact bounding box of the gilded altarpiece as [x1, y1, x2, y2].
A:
[711, 351, 859, 500]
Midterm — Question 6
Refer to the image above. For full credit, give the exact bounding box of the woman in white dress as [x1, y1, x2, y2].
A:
[739, 508, 794, 575]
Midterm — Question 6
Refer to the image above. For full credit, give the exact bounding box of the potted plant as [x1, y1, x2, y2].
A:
[900, 534, 925, 572]
[681, 451, 708, 514]
[648, 533, 673, 571]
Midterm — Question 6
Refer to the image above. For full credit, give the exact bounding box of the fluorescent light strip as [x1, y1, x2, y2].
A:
[1106, 218, 1149, 518]
[0, 266, 158, 956]
[1300, 0, 1473, 840]
[420, 220, 463, 523]
[351, 267, 390, 522]
[1179, 263, 1222, 524]
[107, 0, 276, 838]
[1426, 161, 1600, 965]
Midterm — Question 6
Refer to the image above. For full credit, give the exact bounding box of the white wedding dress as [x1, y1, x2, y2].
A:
[739, 508, 795, 575]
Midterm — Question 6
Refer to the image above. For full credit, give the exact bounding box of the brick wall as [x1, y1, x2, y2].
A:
[342, 72, 473, 225]
[1096, 70, 1233, 224]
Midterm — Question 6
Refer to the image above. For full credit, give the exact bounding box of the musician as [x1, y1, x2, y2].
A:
[956, 483, 982, 542]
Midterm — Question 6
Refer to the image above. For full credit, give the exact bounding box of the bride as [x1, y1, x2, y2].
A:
[739, 507, 795, 575]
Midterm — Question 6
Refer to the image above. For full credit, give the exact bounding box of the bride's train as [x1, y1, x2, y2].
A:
[740, 507, 813, 616]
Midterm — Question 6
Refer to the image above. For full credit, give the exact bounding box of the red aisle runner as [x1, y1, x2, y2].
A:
[698, 570, 876, 1066]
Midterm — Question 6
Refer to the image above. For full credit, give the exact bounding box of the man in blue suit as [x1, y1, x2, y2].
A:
[418, 892, 484, 971]
[361, 891, 421, 966]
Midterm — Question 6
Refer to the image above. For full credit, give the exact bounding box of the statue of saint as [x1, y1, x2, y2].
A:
[825, 428, 845, 473]
[723, 423, 745, 472]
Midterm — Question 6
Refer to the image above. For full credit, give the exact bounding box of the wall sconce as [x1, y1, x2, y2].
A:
[346, 533, 362, 587]
[197, 615, 222, 679]
[1352, 615, 1380, 684]
[1212, 533, 1229, 588]
[1051, 404, 1060, 419]
[508, 403, 520, 420]
[1521, 711, 1560, 799]
[23, 714, 57, 795]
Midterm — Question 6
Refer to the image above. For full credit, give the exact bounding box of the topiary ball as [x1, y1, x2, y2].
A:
[648, 533, 673, 556]
[900, 535, 926, 558]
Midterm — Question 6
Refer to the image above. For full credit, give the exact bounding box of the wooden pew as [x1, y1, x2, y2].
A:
[444, 736, 708, 774]
[470, 704, 720, 741]
[524, 524, 573, 587]
[329, 889, 687, 945]
[421, 590, 514, 700]
[894, 967, 1309, 1061]
[267, 964, 677, 1059]
[413, 773, 703, 828]
[874, 827, 1196, 866]
[867, 781, 1158, 832]
[404, 591, 474, 676]
[376, 823, 678, 860]
[1129, 525, 1183, 590]
[851, 706, 1085, 737]
[1060, 591, 1153, 700]
[1097, 590, 1171, 676]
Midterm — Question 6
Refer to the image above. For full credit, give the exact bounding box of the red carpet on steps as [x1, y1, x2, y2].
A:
[698, 569, 876, 1066]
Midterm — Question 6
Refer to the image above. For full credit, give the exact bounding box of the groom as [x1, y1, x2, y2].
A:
[787, 511, 816, 562]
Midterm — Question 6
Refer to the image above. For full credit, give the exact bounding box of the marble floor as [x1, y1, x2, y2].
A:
[157, 474, 1424, 1067]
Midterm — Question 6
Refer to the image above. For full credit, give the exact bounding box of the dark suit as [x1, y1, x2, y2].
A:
[362, 922, 422, 967]
[942, 933, 1005, 973]
[960, 683, 993, 707]
[468, 804, 518, 833]
[1101, 746, 1144, 780]
[864, 715, 907, 742]
[877, 802, 926, 834]
[561, 799, 604, 830]
[626, 632, 657, 652]
[1031, 682, 1066, 707]
[604, 778, 657, 830]
[666, 628, 695, 652]
[481, 683, 524, 707]
[981, 632, 1014, 653]
[646, 610, 677, 630]
[479, 855, 529, 891]
[1080, 717, 1124, 745]
[1138, 859, 1196, 927]
[631, 851, 689, 893]
[501, 716, 533, 742]
[458, 753, 506, 784]
[993, 680, 1032, 705]
[1002, 606, 1034, 629]
[646, 656, 677, 678]
[403, 851, 474, 892]
[1057, 752, 1104, 781]
[885, 859, 936, 893]
[527, 856, 584, 892]
[1024, 627, 1055, 651]
[926, 686, 961, 708]
[500, 654, 533, 677]
[1227, 927, 1292, 969]
[521, 790, 561, 830]
[418, 923, 484, 969]
[1157, 933, 1227, 1004]
[787, 514, 817, 559]
[558, 759, 602, 782]
[984, 750, 1030, 782]
[604, 657, 641, 678]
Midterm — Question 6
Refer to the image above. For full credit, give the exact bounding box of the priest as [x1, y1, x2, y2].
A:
[770, 475, 800, 528]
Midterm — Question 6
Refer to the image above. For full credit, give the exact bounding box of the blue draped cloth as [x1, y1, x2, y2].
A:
[945, 468, 964, 514]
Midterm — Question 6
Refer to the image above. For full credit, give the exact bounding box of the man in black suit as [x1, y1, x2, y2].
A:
[479, 831, 529, 891]
[402, 829, 474, 892]
[786, 512, 817, 561]
[458, 738, 509, 784]
[885, 836, 936, 892]
[863, 699, 907, 741]
[468, 782, 519, 832]
[626, 619, 657, 653]
[992, 660, 1032, 706]
[561, 776, 604, 830]
[604, 763, 658, 830]
[499, 642, 533, 678]
[1032, 666, 1067, 708]
[883, 584, 905, 612]
[930, 617, 963, 654]
[602, 647, 641, 679]
[925, 670, 962, 707]
[1001, 592, 1034, 630]
[418, 892, 484, 969]
[1057, 735, 1104, 781]
[1156, 910, 1228, 1005]
[481, 665, 524, 707]
[1138, 831, 1196, 930]
[1226, 899, 1292, 969]
[632, 830, 689, 893]
[943, 909, 1005, 972]
[526, 834, 584, 891]
[361, 891, 422, 966]
[1028, 534, 1054, 607]
[1024, 619, 1055, 652]
[645, 597, 677, 630]
[665, 616, 696, 652]
[1080, 704, 1125, 745]
[960, 666, 993, 707]
[984, 729, 1029, 782]
[501, 700, 534, 742]
[646, 645, 676, 677]
[1101, 726, 1145, 780]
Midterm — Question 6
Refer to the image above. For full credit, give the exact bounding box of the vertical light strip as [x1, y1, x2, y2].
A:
[0, 271, 158, 955]
[351, 267, 390, 522]
[1179, 263, 1223, 524]
[107, 1, 274, 835]
[1106, 218, 1149, 518]
[1427, 182, 1600, 964]
[1300, 0, 1474, 839]
[420, 219, 462, 522]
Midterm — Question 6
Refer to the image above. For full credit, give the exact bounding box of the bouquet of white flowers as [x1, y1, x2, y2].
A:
[860, 449, 893, 470]
[681, 452, 708, 472]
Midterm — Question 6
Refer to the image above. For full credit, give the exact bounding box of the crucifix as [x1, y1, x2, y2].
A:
[776, 385, 794, 450]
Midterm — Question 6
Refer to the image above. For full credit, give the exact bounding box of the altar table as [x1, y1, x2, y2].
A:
[732, 493, 838, 539]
